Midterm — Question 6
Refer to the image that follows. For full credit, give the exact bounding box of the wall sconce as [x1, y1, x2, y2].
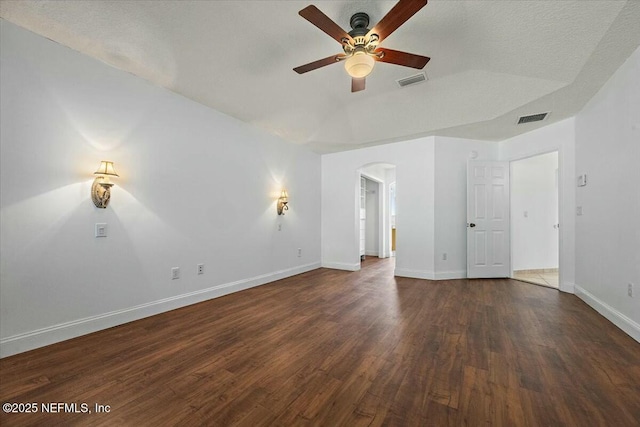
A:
[277, 189, 289, 215]
[91, 161, 119, 209]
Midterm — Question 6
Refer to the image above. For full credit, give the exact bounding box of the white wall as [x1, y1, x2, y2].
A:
[321, 137, 436, 277]
[433, 137, 499, 279]
[322, 136, 497, 279]
[574, 46, 640, 341]
[387, 168, 397, 235]
[499, 118, 576, 293]
[511, 152, 559, 271]
[364, 179, 379, 257]
[0, 20, 321, 357]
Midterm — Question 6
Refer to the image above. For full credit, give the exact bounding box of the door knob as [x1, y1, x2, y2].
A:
[468, 223, 476, 228]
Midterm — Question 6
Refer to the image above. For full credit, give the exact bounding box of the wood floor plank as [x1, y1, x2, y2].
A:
[1, 258, 639, 426]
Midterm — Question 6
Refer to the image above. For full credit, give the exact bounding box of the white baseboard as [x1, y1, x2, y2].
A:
[574, 285, 640, 343]
[559, 281, 575, 294]
[0, 262, 321, 358]
[394, 268, 436, 280]
[395, 269, 466, 281]
[364, 250, 379, 257]
[321, 261, 361, 271]
[433, 270, 467, 280]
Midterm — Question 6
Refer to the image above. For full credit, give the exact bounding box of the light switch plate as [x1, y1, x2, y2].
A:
[95, 223, 107, 237]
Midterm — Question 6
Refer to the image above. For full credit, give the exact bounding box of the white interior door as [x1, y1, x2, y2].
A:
[467, 161, 510, 278]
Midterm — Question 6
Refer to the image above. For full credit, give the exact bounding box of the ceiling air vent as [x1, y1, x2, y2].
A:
[397, 72, 427, 88]
[517, 112, 549, 124]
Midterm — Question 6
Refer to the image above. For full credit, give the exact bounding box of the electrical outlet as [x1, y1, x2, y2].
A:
[278, 224, 282, 231]
[577, 174, 588, 187]
[297, 248, 302, 257]
[629, 283, 634, 298]
[171, 267, 180, 280]
[197, 264, 204, 275]
[442, 253, 447, 261]
[576, 206, 583, 216]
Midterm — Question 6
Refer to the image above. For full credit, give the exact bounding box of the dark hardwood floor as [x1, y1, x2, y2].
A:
[1, 258, 639, 426]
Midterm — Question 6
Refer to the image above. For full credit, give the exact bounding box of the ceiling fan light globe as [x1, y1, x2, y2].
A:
[344, 52, 374, 78]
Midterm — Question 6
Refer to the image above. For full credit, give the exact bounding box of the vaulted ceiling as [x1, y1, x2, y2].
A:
[2, 1, 639, 153]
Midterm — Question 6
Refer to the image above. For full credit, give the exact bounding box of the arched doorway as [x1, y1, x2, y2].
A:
[357, 163, 396, 267]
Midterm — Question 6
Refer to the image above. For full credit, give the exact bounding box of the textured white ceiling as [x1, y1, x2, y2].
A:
[1, 1, 639, 153]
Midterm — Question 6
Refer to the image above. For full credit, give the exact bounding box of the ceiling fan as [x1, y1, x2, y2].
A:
[293, 0, 430, 93]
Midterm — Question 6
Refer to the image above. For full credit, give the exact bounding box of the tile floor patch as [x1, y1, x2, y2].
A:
[513, 269, 558, 289]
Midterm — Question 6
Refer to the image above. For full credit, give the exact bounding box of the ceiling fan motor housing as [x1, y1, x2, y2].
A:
[349, 12, 370, 37]
[344, 12, 379, 57]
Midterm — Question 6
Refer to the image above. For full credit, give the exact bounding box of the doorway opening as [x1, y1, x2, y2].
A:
[357, 163, 396, 268]
[510, 151, 559, 288]
[389, 181, 396, 257]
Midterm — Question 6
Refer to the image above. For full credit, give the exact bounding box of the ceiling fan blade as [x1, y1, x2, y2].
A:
[294, 55, 340, 74]
[299, 5, 354, 45]
[375, 48, 430, 69]
[367, 0, 428, 42]
[352, 78, 366, 92]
